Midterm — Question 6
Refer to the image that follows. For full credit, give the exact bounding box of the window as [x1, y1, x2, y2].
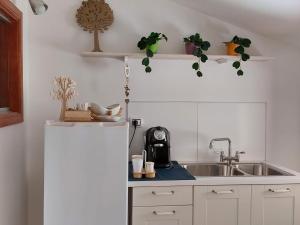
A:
[0, 0, 23, 128]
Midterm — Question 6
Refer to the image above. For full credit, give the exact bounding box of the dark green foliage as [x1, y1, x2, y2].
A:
[241, 53, 250, 61]
[231, 35, 251, 76]
[235, 46, 244, 54]
[145, 66, 152, 73]
[146, 49, 153, 58]
[197, 71, 203, 77]
[237, 70, 244, 76]
[138, 33, 168, 50]
[232, 61, 240, 69]
[137, 32, 168, 73]
[192, 62, 199, 70]
[241, 38, 251, 47]
[142, 58, 149, 66]
[193, 48, 202, 57]
[201, 54, 208, 63]
[137, 37, 147, 49]
[201, 41, 210, 51]
[184, 33, 211, 77]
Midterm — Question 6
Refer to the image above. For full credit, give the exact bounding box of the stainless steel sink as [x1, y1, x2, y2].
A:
[182, 163, 247, 177]
[235, 163, 293, 176]
[182, 162, 294, 177]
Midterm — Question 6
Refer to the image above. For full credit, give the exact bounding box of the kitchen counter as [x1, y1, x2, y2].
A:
[128, 162, 300, 187]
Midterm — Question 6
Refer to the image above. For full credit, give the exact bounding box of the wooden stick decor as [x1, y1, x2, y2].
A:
[76, 0, 114, 52]
[51, 76, 77, 121]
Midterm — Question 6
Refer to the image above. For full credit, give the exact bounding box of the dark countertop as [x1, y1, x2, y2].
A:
[128, 161, 195, 181]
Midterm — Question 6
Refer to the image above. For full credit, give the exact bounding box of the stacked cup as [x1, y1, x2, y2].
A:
[145, 162, 155, 178]
[132, 153, 156, 179]
[132, 155, 143, 178]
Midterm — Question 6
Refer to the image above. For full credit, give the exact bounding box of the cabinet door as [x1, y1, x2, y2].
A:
[252, 185, 300, 225]
[132, 205, 192, 225]
[194, 185, 251, 225]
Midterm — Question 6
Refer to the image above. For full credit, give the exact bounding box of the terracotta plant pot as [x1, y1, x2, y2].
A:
[185, 42, 197, 55]
[225, 42, 239, 56]
[146, 42, 159, 54]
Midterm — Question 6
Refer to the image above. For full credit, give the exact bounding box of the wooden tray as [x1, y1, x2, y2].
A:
[64, 110, 92, 122]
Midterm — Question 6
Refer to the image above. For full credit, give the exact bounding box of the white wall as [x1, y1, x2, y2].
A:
[0, 124, 27, 225]
[27, 0, 300, 225]
[267, 45, 300, 171]
[0, 1, 28, 225]
[129, 102, 266, 162]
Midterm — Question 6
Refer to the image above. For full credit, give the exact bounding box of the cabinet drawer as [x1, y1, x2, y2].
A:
[132, 186, 192, 206]
[132, 205, 192, 225]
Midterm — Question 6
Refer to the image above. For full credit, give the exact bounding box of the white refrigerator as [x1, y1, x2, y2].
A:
[44, 121, 129, 225]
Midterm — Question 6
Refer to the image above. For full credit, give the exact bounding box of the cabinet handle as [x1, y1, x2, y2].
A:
[212, 189, 234, 194]
[153, 210, 176, 216]
[152, 190, 175, 196]
[268, 188, 291, 193]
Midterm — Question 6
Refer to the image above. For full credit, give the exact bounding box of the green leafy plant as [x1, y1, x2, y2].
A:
[184, 33, 211, 77]
[137, 32, 168, 73]
[231, 35, 251, 76]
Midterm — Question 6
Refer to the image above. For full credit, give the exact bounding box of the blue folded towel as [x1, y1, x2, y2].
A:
[128, 161, 195, 181]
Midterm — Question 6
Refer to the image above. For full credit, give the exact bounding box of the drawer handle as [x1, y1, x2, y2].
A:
[212, 189, 234, 194]
[153, 210, 176, 216]
[152, 191, 175, 196]
[268, 188, 291, 193]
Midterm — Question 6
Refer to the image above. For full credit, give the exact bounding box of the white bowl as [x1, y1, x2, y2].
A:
[89, 103, 109, 115]
[107, 104, 121, 116]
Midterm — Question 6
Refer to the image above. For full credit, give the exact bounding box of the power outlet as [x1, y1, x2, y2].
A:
[131, 118, 143, 127]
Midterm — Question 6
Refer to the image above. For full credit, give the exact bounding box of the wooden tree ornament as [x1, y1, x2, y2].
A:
[51, 76, 77, 121]
[76, 0, 114, 52]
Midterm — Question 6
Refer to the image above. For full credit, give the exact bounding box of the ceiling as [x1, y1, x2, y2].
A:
[173, 0, 300, 47]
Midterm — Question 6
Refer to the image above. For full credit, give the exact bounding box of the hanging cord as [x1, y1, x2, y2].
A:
[129, 121, 138, 149]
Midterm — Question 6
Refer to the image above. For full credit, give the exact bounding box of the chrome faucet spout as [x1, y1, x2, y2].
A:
[209, 137, 232, 155]
[209, 138, 243, 166]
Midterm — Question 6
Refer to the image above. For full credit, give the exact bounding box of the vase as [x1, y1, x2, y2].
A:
[59, 100, 67, 121]
[185, 42, 197, 55]
[147, 42, 159, 54]
[226, 42, 239, 56]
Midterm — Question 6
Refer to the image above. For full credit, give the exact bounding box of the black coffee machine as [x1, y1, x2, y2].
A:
[145, 126, 171, 168]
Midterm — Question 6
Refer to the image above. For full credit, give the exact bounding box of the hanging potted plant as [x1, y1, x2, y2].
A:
[183, 33, 211, 77]
[225, 35, 252, 76]
[137, 32, 168, 73]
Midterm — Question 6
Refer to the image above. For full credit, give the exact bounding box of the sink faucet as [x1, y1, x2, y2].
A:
[209, 138, 245, 166]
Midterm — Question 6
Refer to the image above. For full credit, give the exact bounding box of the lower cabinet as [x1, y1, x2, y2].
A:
[194, 185, 251, 225]
[131, 184, 300, 225]
[252, 185, 300, 225]
[131, 186, 193, 225]
[132, 205, 192, 225]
